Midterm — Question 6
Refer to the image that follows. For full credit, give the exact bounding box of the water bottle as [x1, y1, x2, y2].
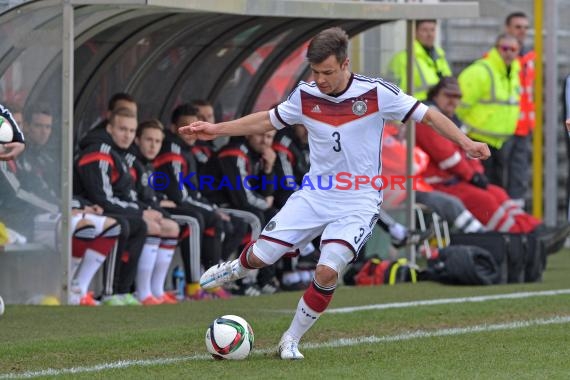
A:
[172, 266, 185, 300]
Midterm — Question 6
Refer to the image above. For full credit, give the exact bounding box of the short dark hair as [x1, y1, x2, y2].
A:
[416, 19, 437, 29]
[190, 99, 212, 108]
[505, 12, 528, 26]
[306, 27, 349, 65]
[24, 102, 52, 123]
[108, 93, 136, 111]
[136, 119, 164, 138]
[171, 103, 198, 125]
[427, 76, 461, 100]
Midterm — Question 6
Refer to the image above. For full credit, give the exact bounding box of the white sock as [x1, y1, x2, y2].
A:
[151, 241, 176, 298]
[284, 297, 321, 341]
[136, 239, 160, 301]
[71, 257, 82, 279]
[74, 248, 106, 296]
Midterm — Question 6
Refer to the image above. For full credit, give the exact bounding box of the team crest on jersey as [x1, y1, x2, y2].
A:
[265, 221, 276, 231]
[352, 100, 367, 116]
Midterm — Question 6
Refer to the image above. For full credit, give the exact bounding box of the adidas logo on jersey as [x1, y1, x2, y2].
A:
[311, 105, 322, 113]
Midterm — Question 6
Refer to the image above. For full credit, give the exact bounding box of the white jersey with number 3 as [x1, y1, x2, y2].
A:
[269, 73, 428, 209]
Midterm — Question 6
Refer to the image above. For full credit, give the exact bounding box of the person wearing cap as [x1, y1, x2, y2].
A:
[415, 77, 541, 234]
[456, 33, 521, 189]
[386, 19, 452, 101]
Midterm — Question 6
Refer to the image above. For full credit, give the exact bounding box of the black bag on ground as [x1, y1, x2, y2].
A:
[523, 234, 544, 283]
[425, 245, 499, 285]
[450, 232, 544, 283]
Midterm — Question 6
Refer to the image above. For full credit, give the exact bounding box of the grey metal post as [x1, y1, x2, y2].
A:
[544, 0, 558, 225]
[405, 19, 416, 264]
[61, 0, 74, 304]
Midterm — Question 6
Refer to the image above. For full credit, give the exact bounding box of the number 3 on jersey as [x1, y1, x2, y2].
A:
[332, 131, 341, 152]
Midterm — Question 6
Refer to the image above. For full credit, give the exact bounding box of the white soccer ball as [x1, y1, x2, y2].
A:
[0, 295, 5, 316]
[205, 315, 254, 360]
[0, 116, 14, 143]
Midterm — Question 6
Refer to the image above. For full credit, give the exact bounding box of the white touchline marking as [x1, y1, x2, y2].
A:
[302, 315, 570, 349]
[2, 315, 570, 379]
[253, 288, 570, 315]
[325, 289, 570, 314]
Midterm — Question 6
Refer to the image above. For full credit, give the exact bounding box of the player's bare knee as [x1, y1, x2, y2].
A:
[145, 220, 161, 236]
[161, 218, 180, 238]
[314, 265, 338, 287]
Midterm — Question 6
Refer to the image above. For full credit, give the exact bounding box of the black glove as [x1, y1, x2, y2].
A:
[469, 172, 489, 189]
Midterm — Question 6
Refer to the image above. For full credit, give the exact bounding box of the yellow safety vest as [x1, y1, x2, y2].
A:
[457, 48, 521, 149]
[387, 40, 452, 100]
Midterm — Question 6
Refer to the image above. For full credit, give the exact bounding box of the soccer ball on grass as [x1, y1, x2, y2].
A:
[205, 315, 254, 360]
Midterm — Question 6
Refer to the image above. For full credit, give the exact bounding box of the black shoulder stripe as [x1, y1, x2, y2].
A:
[353, 75, 400, 95]
[275, 105, 294, 128]
[379, 79, 400, 94]
[402, 101, 421, 124]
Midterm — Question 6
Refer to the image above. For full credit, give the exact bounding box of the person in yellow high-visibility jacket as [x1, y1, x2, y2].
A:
[386, 20, 452, 100]
[456, 33, 521, 188]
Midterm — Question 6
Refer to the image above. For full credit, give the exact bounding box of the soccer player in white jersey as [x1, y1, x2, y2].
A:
[179, 27, 490, 360]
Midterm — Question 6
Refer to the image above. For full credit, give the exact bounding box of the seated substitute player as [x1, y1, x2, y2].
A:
[180, 27, 489, 360]
[76, 107, 178, 305]
[70, 197, 121, 306]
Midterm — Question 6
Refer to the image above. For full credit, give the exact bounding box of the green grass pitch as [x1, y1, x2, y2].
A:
[1, 251, 569, 379]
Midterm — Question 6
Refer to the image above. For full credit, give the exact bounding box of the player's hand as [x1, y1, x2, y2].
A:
[178, 121, 219, 141]
[464, 141, 490, 160]
[261, 147, 276, 173]
[566, 118, 570, 132]
[0, 142, 25, 161]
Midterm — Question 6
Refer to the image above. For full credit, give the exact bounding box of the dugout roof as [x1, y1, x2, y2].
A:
[0, 0, 478, 135]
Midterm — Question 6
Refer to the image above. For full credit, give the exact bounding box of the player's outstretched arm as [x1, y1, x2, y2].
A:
[421, 107, 490, 160]
[178, 111, 274, 141]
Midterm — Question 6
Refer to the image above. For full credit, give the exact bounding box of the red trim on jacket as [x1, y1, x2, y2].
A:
[77, 152, 119, 183]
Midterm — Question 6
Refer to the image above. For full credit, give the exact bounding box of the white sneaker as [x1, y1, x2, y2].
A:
[200, 259, 246, 289]
[278, 334, 304, 360]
